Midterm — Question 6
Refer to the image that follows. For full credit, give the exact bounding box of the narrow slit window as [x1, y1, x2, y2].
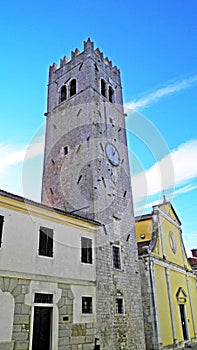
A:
[64, 146, 68, 155]
[101, 79, 106, 97]
[70, 79, 76, 97]
[60, 85, 67, 102]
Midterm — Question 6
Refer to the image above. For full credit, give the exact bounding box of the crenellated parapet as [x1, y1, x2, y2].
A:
[60, 55, 69, 67]
[49, 62, 58, 73]
[48, 38, 120, 79]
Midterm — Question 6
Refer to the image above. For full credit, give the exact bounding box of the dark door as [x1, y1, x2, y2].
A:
[32, 307, 52, 350]
[179, 304, 188, 340]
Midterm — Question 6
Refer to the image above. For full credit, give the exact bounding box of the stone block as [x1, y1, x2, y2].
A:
[61, 289, 69, 297]
[12, 325, 21, 332]
[14, 315, 29, 325]
[13, 341, 29, 350]
[21, 305, 30, 315]
[12, 331, 28, 341]
[21, 286, 29, 294]
[85, 335, 93, 343]
[14, 304, 22, 314]
[8, 279, 18, 293]
[70, 336, 85, 345]
[71, 346, 78, 350]
[57, 297, 65, 308]
[67, 290, 74, 300]
[66, 305, 72, 315]
[0, 278, 4, 291]
[58, 337, 70, 346]
[59, 329, 72, 338]
[82, 344, 94, 350]
[4, 278, 10, 291]
[12, 286, 22, 297]
[0, 342, 14, 350]
[18, 280, 29, 286]
[15, 295, 24, 303]
[65, 297, 73, 305]
[59, 305, 68, 315]
[86, 328, 95, 336]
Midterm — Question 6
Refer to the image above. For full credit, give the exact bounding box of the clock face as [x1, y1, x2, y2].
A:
[105, 143, 120, 166]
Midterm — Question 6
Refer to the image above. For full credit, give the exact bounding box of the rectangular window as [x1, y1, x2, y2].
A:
[39, 226, 53, 257]
[81, 237, 92, 264]
[82, 296, 92, 314]
[34, 293, 53, 304]
[115, 297, 124, 315]
[112, 245, 121, 269]
[0, 216, 4, 248]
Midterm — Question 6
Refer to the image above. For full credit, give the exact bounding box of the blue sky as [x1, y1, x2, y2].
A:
[0, 0, 196, 254]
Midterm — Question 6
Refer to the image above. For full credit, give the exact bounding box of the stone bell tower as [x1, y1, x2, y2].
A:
[42, 39, 145, 349]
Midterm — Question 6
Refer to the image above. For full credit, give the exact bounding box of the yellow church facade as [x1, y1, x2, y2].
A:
[136, 201, 197, 349]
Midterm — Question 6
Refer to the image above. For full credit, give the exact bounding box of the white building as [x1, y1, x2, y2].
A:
[0, 189, 99, 350]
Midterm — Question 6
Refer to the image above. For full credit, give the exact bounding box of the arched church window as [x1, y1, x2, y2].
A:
[60, 85, 67, 102]
[101, 79, 106, 97]
[70, 79, 76, 97]
[109, 86, 114, 103]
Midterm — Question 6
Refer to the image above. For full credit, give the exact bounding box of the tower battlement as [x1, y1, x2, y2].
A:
[49, 38, 120, 79]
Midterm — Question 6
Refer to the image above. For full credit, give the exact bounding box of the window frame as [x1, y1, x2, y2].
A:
[34, 293, 53, 304]
[81, 237, 92, 264]
[38, 226, 54, 258]
[112, 244, 121, 270]
[115, 297, 124, 315]
[82, 296, 93, 314]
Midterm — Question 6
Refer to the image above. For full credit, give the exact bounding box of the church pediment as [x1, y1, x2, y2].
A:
[155, 202, 181, 225]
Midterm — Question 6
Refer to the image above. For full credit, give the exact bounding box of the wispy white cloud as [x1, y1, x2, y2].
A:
[0, 139, 44, 173]
[134, 184, 197, 215]
[132, 139, 197, 205]
[126, 75, 197, 110]
[173, 184, 197, 196]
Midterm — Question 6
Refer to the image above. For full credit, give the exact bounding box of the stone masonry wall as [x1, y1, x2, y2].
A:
[58, 283, 96, 350]
[0, 277, 96, 350]
[95, 224, 146, 350]
[0, 277, 30, 350]
[139, 257, 158, 350]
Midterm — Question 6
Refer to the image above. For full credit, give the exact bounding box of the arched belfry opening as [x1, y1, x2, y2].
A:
[101, 79, 106, 97]
[60, 85, 67, 102]
[70, 79, 76, 97]
[109, 85, 114, 103]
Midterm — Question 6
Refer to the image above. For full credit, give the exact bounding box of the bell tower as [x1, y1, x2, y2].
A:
[42, 39, 145, 349]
